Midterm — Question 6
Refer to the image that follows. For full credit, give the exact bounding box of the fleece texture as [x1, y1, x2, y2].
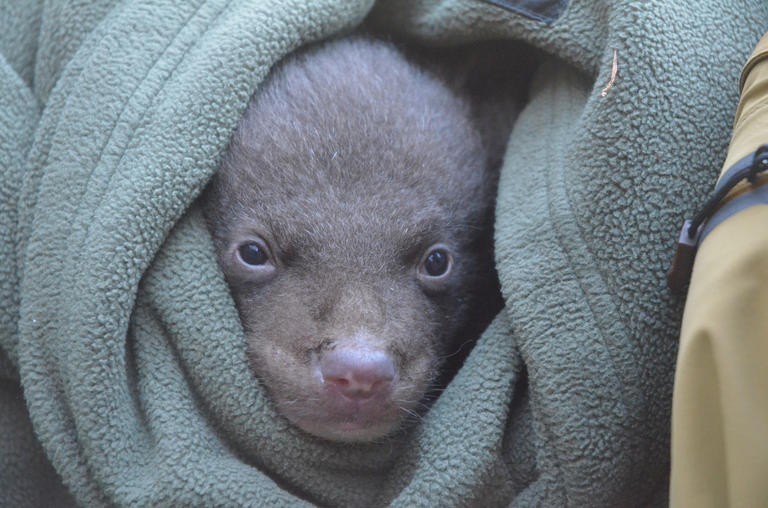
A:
[1, 0, 766, 506]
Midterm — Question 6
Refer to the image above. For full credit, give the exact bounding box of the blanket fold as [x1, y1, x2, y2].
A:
[3, 0, 768, 506]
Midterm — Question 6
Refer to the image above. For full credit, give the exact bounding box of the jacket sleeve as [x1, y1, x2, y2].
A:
[670, 31, 768, 508]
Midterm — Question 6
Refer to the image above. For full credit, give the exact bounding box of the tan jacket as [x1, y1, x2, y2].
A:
[671, 32, 768, 507]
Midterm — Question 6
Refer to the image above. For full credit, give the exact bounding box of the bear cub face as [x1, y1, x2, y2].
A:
[203, 38, 502, 442]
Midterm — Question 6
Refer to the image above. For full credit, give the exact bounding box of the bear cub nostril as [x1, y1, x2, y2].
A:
[320, 349, 396, 400]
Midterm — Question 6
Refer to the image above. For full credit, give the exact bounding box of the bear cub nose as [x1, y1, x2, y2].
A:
[320, 349, 396, 400]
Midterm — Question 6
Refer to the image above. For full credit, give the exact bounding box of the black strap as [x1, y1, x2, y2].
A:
[667, 144, 768, 293]
[688, 145, 768, 239]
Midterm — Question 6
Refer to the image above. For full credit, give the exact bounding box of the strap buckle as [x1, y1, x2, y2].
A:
[667, 144, 768, 293]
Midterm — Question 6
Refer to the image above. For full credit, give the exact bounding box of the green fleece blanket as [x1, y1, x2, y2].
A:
[2, 0, 766, 506]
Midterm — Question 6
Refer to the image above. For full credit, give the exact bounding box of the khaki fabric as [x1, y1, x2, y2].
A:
[671, 33, 768, 507]
[719, 32, 768, 196]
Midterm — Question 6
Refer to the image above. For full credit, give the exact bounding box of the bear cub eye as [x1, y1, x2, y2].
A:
[237, 242, 270, 266]
[420, 246, 452, 278]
